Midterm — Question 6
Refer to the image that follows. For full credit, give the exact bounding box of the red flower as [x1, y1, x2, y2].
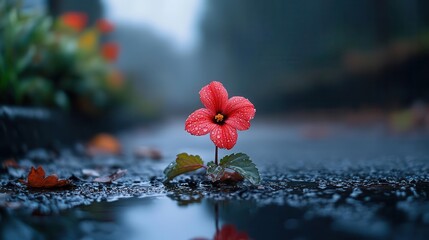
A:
[101, 42, 119, 62]
[60, 12, 87, 32]
[185, 81, 255, 150]
[214, 224, 249, 240]
[96, 19, 115, 33]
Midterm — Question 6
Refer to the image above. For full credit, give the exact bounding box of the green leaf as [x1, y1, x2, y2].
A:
[219, 153, 261, 185]
[17, 46, 36, 73]
[206, 161, 225, 182]
[164, 153, 204, 180]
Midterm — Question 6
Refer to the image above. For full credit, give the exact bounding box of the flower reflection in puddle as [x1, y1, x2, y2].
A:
[120, 197, 214, 239]
[76, 196, 255, 239]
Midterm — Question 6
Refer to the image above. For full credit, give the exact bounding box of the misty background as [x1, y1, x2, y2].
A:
[38, 0, 429, 115]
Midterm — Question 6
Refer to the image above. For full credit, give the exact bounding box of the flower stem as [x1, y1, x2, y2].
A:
[215, 146, 219, 165]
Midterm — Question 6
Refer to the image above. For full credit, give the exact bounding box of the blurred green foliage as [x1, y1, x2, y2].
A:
[0, 1, 131, 115]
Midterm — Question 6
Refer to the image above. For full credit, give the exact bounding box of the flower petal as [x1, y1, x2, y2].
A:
[224, 97, 256, 130]
[185, 108, 216, 136]
[199, 81, 229, 113]
[210, 124, 238, 150]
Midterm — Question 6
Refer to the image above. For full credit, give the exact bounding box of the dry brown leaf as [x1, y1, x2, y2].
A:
[94, 169, 127, 183]
[87, 133, 121, 155]
[21, 166, 70, 188]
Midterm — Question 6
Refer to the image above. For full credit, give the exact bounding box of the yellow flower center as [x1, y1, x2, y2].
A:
[214, 113, 224, 123]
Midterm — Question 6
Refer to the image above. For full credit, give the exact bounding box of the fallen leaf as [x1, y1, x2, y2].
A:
[87, 133, 121, 155]
[2, 159, 20, 169]
[134, 147, 163, 160]
[94, 169, 127, 183]
[21, 166, 70, 188]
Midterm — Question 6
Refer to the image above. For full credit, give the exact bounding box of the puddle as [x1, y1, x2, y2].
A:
[2, 194, 429, 240]
[0, 197, 331, 240]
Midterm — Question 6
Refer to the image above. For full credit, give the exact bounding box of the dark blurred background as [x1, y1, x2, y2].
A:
[198, 0, 429, 113]
[4, 0, 429, 116]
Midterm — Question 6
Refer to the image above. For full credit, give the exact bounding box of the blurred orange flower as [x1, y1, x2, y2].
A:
[87, 133, 121, 155]
[96, 19, 115, 33]
[60, 12, 87, 32]
[101, 42, 119, 62]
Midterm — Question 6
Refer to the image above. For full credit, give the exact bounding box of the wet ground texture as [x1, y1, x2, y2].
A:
[1, 120, 429, 239]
